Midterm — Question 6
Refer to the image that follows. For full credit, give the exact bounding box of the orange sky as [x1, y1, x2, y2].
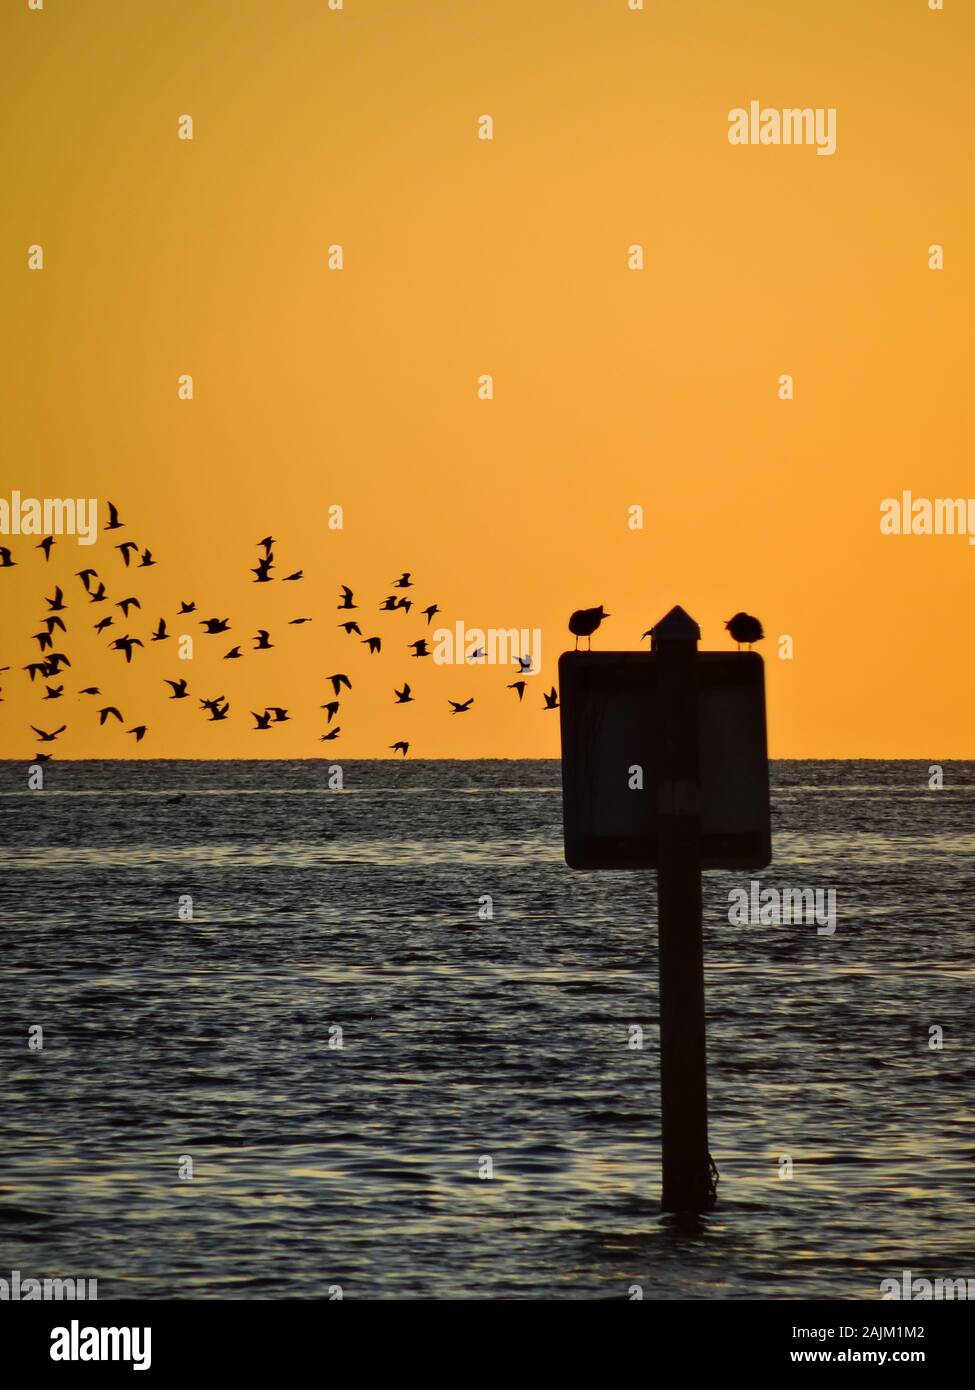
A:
[1, 0, 972, 759]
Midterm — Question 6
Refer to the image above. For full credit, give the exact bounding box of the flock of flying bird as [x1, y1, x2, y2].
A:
[2, 509, 764, 762]
[1, 505, 567, 761]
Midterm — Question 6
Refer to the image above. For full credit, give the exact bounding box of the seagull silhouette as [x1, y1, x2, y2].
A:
[568, 605, 609, 650]
[422, 604, 440, 625]
[508, 681, 526, 701]
[362, 636, 382, 654]
[43, 684, 64, 700]
[127, 726, 147, 742]
[338, 585, 357, 610]
[252, 556, 274, 583]
[224, 646, 242, 659]
[409, 640, 430, 658]
[178, 600, 196, 614]
[289, 617, 312, 625]
[252, 711, 273, 730]
[338, 621, 362, 635]
[152, 617, 169, 641]
[93, 616, 113, 634]
[257, 536, 275, 553]
[0, 547, 16, 567]
[253, 629, 273, 650]
[110, 635, 144, 663]
[268, 707, 289, 722]
[326, 673, 352, 695]
[448, 698, 474, 714]
[116, 596, 140, 617]
[76, 569, 98, 590]
[138, 549, 155, 567]
[115, 541, 139, 566]
[46, 586, 66, 612]
[282, 570, 303, 582]
[201, 618, 231, 634]
[165, 679, 189, 699]
[393, 573, 413, 588]
[515, 655, 533, 673]
[725, 612, 764, 649]
[38, 536, 54, 561]
[31, 724, 66, 742]
[390, 741, 409, 756]
[78, 687, 100, 696]
[105, 501, 124, 530]
[543, 686, 559, 709]
[320, 728, 341, 741]
[394, 683, 413, 703]
[321, 701, 340, 723]
[44, 616, 67, 634]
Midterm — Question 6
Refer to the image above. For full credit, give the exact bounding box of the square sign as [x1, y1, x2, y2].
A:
[558, 650, 771, 871]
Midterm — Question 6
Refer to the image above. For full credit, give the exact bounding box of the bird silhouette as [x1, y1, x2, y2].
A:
[110, 635, 144, 662]
[253, 629, 273, 650]
[289, 617, 313, 625]
[87, 581, 107, 603]
[568, 605, 609, 650]
[252, 556, 274, 583]
[224, 646, 242, 660]
[326, 673, 352, 695]
[339, 621, 361, 635]
[448, 698, 474, 714]
[93, 616, 113, 634]
[78, 687, 100, 696]
[362, 636, 382, 654]
[116, 541, 139, 566]
[116, 596, 140, 617]
[257, 536, 275, 553]
[33, 631, 54, 652]
[268, 707, 290, 723]
[338, 585, 357, 610]
[409, 640, 430, 658]
[394, 683, 413, 703]
[164, 679, 189, 699]
[508, 681, 526, 701]
[282, 570, 303, 582]
[127, 726, 147, 742]
[208, 702, 230, 721]
[0, 547, 16, 567]
[321, 701, 340, 723]
[46, 586, 66, 612]
[31, 724, 66, 742]
[152, 617, 169, 641]
[393, 573, 412, 588]
[105, 501, 124, 530]
[390, 741, 409, 756]
[44, 616, 67, 634]
[178, 600, 196, 614]
[725, 612, 764, 649]
[422, 604, 440, 625]
[201, 618, 231, 634]
[379, 596, 399, 611]
[138, 549, 156, 568]
[38, 536, 54, 561]
[76, 568, 98, 590]
[24, 663, 47, 682]
[515, 655, 533, 673]
[252, 710, 273, 730]
[320, 728, 341, 741]
[543, 686, 559, 709]
[43, 685, 64, 700]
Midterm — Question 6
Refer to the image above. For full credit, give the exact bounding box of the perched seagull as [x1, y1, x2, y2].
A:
[394, 683, 413, 704]
[448, 698, 474, 714]
[390, 742, 409, 756]
[508, 681, 526, 701]
[725, 612, 764, 649]
[543, 686, 559, 710]
[568, 605, 609, 650]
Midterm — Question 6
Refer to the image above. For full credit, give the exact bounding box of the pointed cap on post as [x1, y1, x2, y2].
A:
[650, 605, 701, 646]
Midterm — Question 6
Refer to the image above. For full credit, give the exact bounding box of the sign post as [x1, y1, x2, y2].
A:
[558, 604, 771, 1214]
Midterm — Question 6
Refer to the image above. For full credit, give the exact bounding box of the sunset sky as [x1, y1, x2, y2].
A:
[2, 0, 972, 759]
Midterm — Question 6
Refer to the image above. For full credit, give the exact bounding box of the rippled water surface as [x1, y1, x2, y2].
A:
[1, 760, 973, 1299]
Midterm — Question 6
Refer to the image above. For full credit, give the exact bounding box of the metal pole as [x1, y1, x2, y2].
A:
[652, 606, 713, 1213]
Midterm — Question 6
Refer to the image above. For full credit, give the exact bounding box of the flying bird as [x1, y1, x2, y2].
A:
[390, 742, 409, 756]
[508, 681, 526, 701]
[43, 685, 64, 700]
[253, 629, 273, 650]
[93, 616, 113, 634]
[321, 701, 340, 723]
[362, 636, 382, 654]
[46, 586, 66, 612]
[338, 621, 361, 635]
[208, 701, 230, 721]
[568, 605, 609, 650]
[138, 549, 155, 568]
[224, 646, 242, 659]
[116, 541, 139, 566]
[394, 683, 413, 703]
[320, 728, 341, 741]
[393, 573, 413, 588]
[116, 596, 141, 617]
[200, 618, 230, 633]
[515, 654, 533, 673]
[326, 673, 352, 695]
[151, 617, 169, 641]
[111, 635, 144, 663]
[31, 724, 66, 742]
[105, 501, 124, 530]
[38, 536, 54, 561]
[725, 612, 764, 649]
[127, 725, 147, 742]
[422, 604, 440, 625]
[78, 687, 100, 696]
[338, 585, 357, 610]
[178, 600, 196, 614]
[0, 547, 15, 567]
[543, 686, 559, 710]
[252, 711, 273, 730]
[76, 569, 98, 590]
[267, 707, 290, 723]
[44, 615, 67, 634]
[409, 640, 430, 658]
[164, 679, 189, 699]
[252, 556, 274, 583]
[289, 617, 312, 625]
[448, 698, 474, 714]
[257, 536, 275, 553]
[282, 570, 303, 582]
